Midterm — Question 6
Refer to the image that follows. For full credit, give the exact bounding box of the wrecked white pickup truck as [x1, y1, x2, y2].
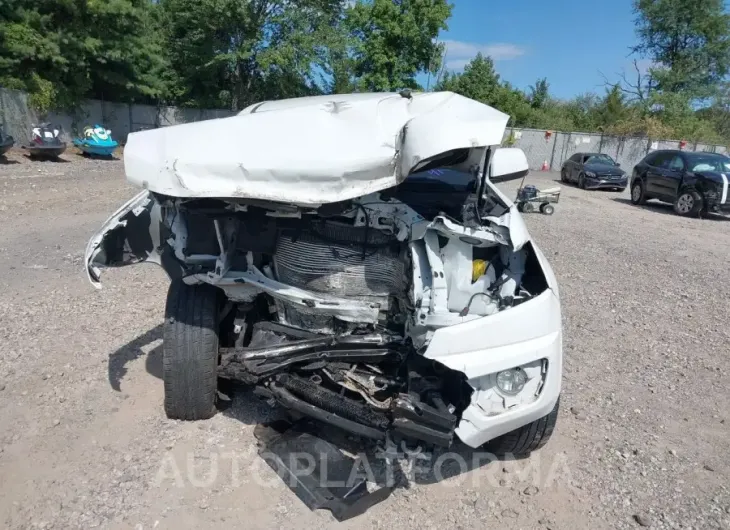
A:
[85, 91, 562, 456]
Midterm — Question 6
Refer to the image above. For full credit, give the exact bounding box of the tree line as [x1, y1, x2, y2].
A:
[0, 0, 451, 111]
[2, 0, 730, 143]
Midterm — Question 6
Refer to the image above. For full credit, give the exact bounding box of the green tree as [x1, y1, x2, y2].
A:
[528, 78, 549, 109]
[347, 0, 452, 91]
[0, 0, 169, 109]
[435, 53, 501, 102]
[493, 82, 533, 126]
[594, 85, 630, 130]
[697, 82, 730, 140]
[435, 54, 533, 127]
[160, 0, 342, 109]
[632, 0, 730, 98]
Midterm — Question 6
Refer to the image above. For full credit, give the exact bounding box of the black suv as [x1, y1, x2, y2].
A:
[630, 150, 730, 217]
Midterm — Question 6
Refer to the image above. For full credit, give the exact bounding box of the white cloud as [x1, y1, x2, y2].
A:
[442, 40, 526, 70]
[445, 58, 473, 70]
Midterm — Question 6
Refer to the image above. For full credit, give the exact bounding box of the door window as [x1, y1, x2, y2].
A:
[649, 153, 670, 168]
[664, 155, 685, 171]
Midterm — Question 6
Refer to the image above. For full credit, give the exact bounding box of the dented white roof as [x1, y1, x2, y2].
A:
[123, 91, 510, 206]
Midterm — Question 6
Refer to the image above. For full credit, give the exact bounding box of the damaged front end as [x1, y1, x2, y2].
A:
[86, 150, 561, 451]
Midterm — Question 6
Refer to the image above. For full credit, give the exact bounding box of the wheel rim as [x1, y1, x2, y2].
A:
[677, 193, 694, 213]
[632, 184, 641, 202]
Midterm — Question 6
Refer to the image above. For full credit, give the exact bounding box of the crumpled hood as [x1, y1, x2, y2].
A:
[123, 92, 509, 206]
[693, 170, 727, 183]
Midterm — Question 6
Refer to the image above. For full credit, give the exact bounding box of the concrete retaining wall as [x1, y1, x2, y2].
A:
[503, 127, 728, 173]
[0, 88, 236, 144]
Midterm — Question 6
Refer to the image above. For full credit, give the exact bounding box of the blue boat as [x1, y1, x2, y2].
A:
[73, 125, 118, 157]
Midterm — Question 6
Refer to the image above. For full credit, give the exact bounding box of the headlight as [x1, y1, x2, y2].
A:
[496, 368, 527, 395]
[585, 171, 596, 178]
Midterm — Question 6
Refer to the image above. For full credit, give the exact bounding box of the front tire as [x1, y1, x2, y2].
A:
[630, 180, 647, 205]
[484, 398, 560, 456]
[674, 189, 702, 217]
[560, 169, 568, 183]
[578, 173, 586, 189]
[163, 280, 220, 420]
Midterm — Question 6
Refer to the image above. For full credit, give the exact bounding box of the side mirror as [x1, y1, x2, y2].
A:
[490, 147, 529, 182]
[616, 162, 621, 167]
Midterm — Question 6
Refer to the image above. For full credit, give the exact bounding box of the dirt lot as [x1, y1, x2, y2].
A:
[0, 149, 729, 530]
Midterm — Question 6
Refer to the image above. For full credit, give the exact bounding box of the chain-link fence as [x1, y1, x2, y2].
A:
[504, 127, 728, 173]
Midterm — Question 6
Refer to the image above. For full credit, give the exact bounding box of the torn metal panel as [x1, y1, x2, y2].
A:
[352, 194, 428, 241]
[123, 92, 509, 205]
[254, 422, 393, 521]
[85, 190, 163, 288]
[404, 216, 528, 347]
[425, 215, 508, 246]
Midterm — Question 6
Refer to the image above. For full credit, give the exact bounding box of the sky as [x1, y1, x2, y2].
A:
[428, 0, 647, 99]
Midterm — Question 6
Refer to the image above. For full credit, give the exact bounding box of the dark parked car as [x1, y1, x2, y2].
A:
[630, 150, 730, 217]
[560, 152, 627, 191]
[0, 127, 14, 157]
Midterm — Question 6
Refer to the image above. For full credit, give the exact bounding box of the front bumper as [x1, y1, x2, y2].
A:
[702, 191, 730, 212]
[455, 331, 561, 448]
[708, 200, 730, 212]
[585, 176, 627, 189]
[424, 289, 562, 448]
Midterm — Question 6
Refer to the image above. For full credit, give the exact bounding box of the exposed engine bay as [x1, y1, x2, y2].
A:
[88, 162, 550, 448]
[83, 91, 564, 521]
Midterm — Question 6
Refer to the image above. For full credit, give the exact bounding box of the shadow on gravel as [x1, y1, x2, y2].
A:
[74, 152, 119, 161]
[107, 324, 164, 391]
[612, 197, 730, 221]
[23, 154, 71, 163]
[551, 178, 626, 192]
[0, 157, 19, 165]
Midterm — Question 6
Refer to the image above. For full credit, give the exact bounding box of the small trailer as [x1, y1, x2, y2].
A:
[515, 185, 561, 215]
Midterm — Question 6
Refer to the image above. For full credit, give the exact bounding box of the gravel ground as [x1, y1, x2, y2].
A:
[0, 148, 729, 529]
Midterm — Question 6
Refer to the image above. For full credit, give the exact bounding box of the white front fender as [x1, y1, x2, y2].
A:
[84, 190, 164, 288]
